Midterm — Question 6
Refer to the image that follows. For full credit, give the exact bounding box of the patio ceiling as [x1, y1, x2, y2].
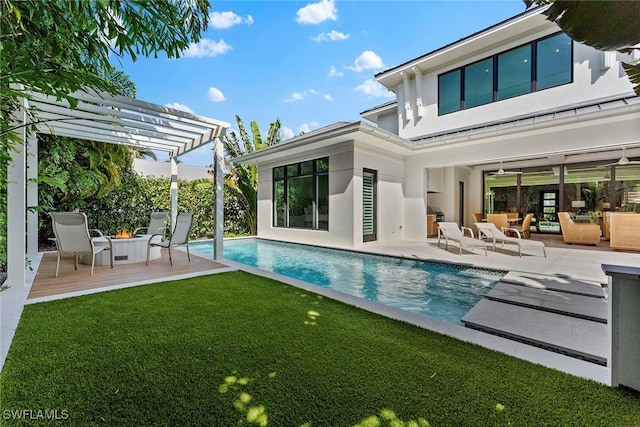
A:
[28, 90, 230, 158]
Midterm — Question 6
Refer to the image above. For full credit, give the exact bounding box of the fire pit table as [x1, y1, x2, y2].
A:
[90, 234, 162, 266]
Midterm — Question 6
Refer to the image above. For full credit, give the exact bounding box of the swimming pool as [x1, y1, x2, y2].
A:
[190, 238, 504, 325]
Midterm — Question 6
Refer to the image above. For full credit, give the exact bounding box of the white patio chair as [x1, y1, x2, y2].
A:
[134, 212, 168, 237]
[437, 222, 488, 255]
[475, 222, 546, 258]
[50, 212, 113, 276]
[146, 212, 193, 266]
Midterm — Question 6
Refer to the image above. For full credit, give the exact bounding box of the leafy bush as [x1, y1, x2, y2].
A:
[38, 170, 251, 246]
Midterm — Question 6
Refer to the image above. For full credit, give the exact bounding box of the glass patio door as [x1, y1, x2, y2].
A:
[363, 169, 377, 242]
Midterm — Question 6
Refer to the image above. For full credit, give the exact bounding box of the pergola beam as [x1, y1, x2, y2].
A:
[6, 91, 229, 287]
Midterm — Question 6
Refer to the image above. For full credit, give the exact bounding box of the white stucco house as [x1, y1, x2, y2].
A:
[236, 6, 640, 248]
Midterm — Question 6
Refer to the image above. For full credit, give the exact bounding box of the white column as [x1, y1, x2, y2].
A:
[26, 134, 38, 260]
[412, 66, 423, 117]
[213, 137, 224, 261]
[400, 71, 412, 120]
[170, 157, 178, 230]
[7, 99, 27, 286]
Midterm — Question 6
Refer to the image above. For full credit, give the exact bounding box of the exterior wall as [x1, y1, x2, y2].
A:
[396, 32, 635, 140]
[255, 139, 407, 248]
[376, 111, 399, 135]
[256, 142, 358, 248]
[353, 143, 405, 243]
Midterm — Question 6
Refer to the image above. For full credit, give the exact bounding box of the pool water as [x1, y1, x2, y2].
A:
[190, 239, 504, 325]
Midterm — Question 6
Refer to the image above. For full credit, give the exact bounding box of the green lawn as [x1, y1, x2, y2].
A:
[1, 271, 638, 426]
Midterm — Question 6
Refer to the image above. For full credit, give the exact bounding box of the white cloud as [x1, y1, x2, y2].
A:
[281, 126, 295, 140]
[296, 0, 337, 24]
[313, 30, 349, 42]
[355, 79, 394, 98]
[323, 94, 333, 101]
[285, 92, 305, 102]
[284, 89, 319, 102]
[164, 102, 195, 114]
[328, 66, 344, 77]
[299, 123, 311, 133]
[346, 50, 384, 72]
[207, 87, 226, 102]
[209, 11, 254, 29]
[182, 39, 231, 58]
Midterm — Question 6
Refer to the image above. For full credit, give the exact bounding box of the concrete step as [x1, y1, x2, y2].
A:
[486, 282, 607, 323]
[501, 271, 605, 298]
[462, 299, 607, 366]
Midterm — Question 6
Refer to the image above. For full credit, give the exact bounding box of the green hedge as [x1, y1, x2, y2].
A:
[38, 170, 251, 245]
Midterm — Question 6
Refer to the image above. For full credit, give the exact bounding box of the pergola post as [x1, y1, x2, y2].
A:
[170, 157, 178, 230]
[26, 134, 38, 260]
[7, 99, 27, 287]
[213, 137, 224, 261]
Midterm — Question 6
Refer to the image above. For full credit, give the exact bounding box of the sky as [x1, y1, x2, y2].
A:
[113, 0, 527, 166]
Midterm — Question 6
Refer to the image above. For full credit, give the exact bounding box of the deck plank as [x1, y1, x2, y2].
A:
[29, 251, 229, 299]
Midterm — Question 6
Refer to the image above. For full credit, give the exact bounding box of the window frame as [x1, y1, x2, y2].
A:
[437, 32, 573, 116]
[273, 157, 329, 231]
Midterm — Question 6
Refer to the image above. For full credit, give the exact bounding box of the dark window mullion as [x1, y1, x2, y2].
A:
[531, 40, 538, 92]
[492, 55, 498, 102]
[460, 67, 466, 110]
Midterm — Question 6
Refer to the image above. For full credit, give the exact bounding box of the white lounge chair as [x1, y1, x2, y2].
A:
[134, 212, 168, 237]
[475, 222, 546, 258]
[146, 212, 193, 266]
[437, 222, 488, 255]
[50, 212, 113, 276]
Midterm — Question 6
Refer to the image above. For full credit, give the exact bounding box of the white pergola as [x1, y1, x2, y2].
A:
[7, 90, 230, 286]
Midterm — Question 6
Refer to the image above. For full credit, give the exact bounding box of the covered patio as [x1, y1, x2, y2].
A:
[6, 90, 231, 288]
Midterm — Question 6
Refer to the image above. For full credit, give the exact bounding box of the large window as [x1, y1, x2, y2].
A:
[536, 33, 573, 90]
[464, 58, 494, 108]
[438, 70, 462, 114]
[498, 44, 532, 100]
[438, 33, 572, 115]
[273, 157, 329, 230]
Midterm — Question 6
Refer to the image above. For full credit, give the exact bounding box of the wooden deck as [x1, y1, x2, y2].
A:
[29, 251, 231, 300]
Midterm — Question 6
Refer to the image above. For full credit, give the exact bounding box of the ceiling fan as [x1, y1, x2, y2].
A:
[599, 147, 640, 167]
[488, 161, 522, 177]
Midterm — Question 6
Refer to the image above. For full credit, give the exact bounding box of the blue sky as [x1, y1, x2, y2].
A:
[113, 0, 526, 166]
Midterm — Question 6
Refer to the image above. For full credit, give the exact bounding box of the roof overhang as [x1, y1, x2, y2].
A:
[234, 121, 415, 165]
[28, 90, 230, 158]
[376, 6, 554, 89]
[360, 101, 398, 123]
[237, 95, 640, 167]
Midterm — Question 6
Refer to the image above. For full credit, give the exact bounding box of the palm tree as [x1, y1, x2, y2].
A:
[222, 115, 282, 235]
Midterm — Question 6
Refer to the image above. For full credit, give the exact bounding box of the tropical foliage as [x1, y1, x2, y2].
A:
[0, 0, 211, 273]
[38, 170, 245, 245]
[525, 0, 640, 94]
[222, 116, 282, 235]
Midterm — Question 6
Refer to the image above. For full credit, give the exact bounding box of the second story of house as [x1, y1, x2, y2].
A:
[362, 6, 638, 141]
